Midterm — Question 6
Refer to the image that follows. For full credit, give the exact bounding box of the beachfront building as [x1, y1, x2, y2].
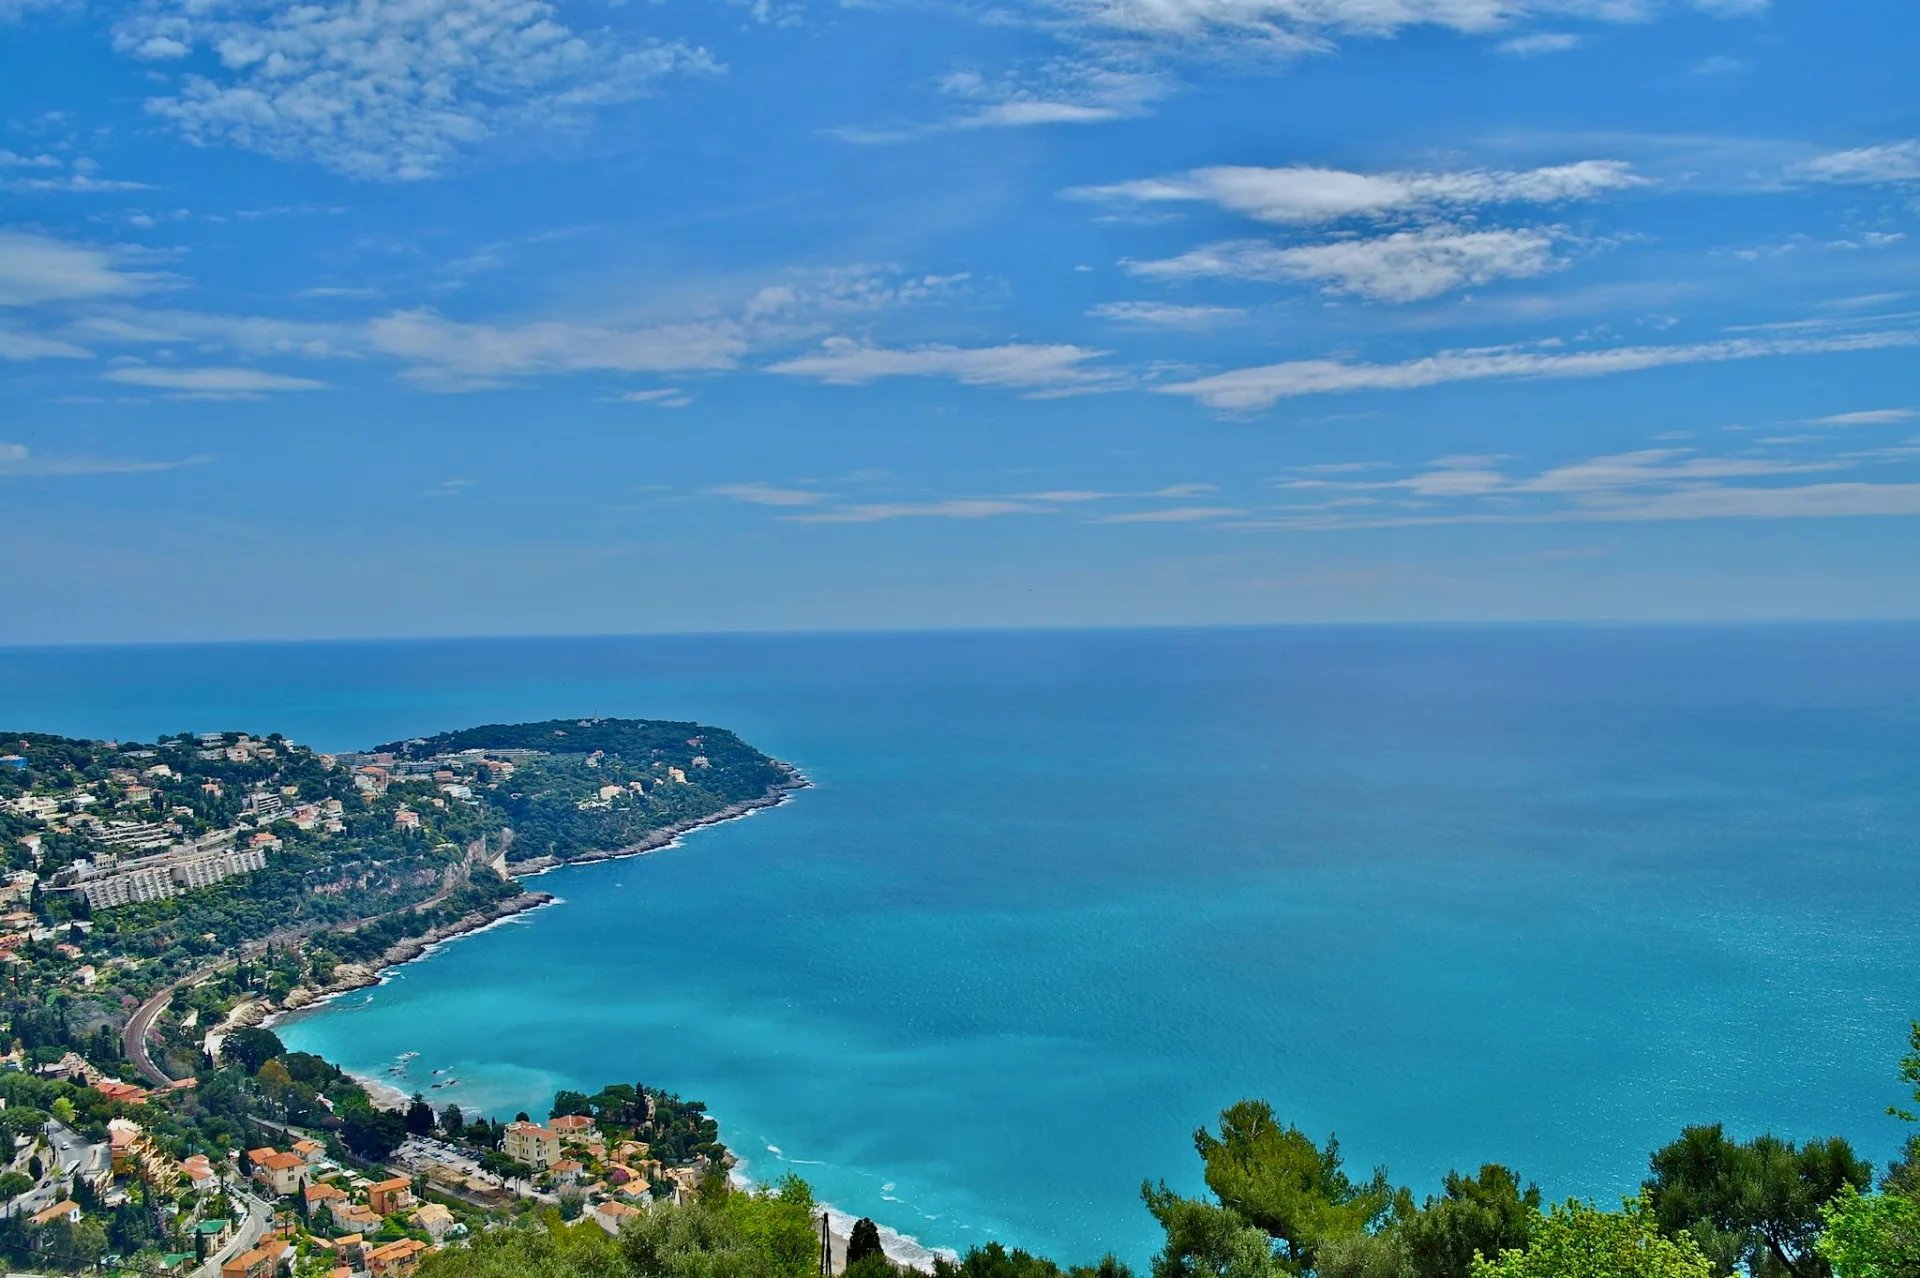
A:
[502, 1121, 562, 1170]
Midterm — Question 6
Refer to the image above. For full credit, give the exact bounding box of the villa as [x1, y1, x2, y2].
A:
[502, 1121, 562, 1170]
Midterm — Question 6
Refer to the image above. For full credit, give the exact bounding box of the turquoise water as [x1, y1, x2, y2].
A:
[3, 627, 1918, 1264]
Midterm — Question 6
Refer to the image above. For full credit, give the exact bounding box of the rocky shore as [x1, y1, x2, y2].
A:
[259, 889, 557, 1023]
[503, 770, 809, 876]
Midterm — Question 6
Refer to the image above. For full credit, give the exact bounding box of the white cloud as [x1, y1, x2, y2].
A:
[0, 230, 165, 307]
[606, 387, 694, 407]
[767, 336, 1116, 393]
[1125, 225, 1564, 301]
[1053, 0, 1762, 41]
[1498, 32, 1581, 55]
[1087, 300, 1245, 327]
[1247, 441, 1920, 531]
[780, 499, 1051, 524]
[1066, 159, 1644, 224]
[1159, 330, 1920, 410]
[1798, 140, 1920, 185]
[708, 483, 830, 507]
[0, 325, 93, 360]
[0, 442, 212, 477]
[367, 309, 747, 389]
[103, 366, 328, 394]
[112, 0, 719, 180]
[1090, 505, 1246, 523]
[1809, 408, 1916, 427]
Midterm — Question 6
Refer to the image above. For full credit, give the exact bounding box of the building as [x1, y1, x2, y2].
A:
[68, 843, 268, 910]
[29, 1200, 82, 1228]
[250, 1149, 307, 1197]
[549, 1114, 599, 1141]
[367, 1176, 414, 1216]
[591, 1200, 644, 1236]
[220, 1245, 283, 1278]
[501, 1121, 561, 1170]
[331, 1204, 382, 1233]
[182, 1154, 219, 1192]
[305, 1182, 348, 1214]
[292, 1138, 326, 1164]
[412, 1203, 457, 1241]
[365, 1238, 430, 1278]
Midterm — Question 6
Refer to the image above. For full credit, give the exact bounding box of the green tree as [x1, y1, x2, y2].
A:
[850, 1218, 885, 1266]
[1193, 1101, 1395, 1270]
[1399, 1165, 1541, 1278]
[1472, 1198, 1713, 1278]
[223, 1027, 286, 1075]
[552, 1090, 594, 1118]
[1817, 1187, 1920, 1278]
[1646, 1125, 1870, 1278]
[406, 1094, 436, 1136]
[1142, 1182, 1288, 1278]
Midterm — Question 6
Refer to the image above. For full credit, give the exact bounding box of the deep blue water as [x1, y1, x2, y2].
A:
[3, 627, 1918, 1264]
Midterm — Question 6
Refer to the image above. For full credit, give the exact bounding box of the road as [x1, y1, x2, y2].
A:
[193, 1185, 272, 1278]
[123, 858, 488, 1088]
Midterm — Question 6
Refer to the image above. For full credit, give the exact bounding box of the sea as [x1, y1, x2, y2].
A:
[3, 626, 1917, 1266]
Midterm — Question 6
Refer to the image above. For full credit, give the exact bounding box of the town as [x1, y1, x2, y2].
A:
[0, 722, 804, 1278]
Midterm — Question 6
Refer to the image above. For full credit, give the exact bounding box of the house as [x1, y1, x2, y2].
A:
[328, 1235, 367, 1267]
[304, 1182, 348, 1213]
[292, 1138, 325, 1164]
[252, 1149, 307, 1197]
[97, 1078, 148, 1103]
[412, 1203, 457, 1241]
[591, 1200, 644, 1235]
[220, 1245, 283, 1278]
[502, 1121, 561, 1170]
[549, 1114, 598, 1141]
[193, 1218, 232, 1251]
[393, 808, 421, 832]
[29, 1200, 82, 1228]
[365, 1238, 430, 1278]
[367, 1175, 414, 1216]
[331, 1204, 382, 1233]
[182, 1153, 219, 1191]
[550, 1158, 583, 1185]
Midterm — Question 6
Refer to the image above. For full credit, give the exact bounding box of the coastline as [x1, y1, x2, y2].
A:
[265, 767, 809, 1029]
[262, 765, 940, 1270]
[504, 767, 809, 877]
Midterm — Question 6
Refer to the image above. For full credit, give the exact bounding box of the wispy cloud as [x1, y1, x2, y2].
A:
[783, 498, 1051, 524]
[707, 483, 831, 507]
[767, 337, 1117, 394]
[1797, 140, 1920, 185]
[102, 365, 329, 396]
[1090, 505, 1246, 523]
[1086, 301, 1245, 328]
[1124, 225, 1567, 302]
[1809, 408, 1916, 426]
[1066, 159, 1644, 225]
[0, 441, 212, 477]
[1159, 330, 1920, 411]
[0, 230, 168, 307]
[1241, 442, 1920, 530]
[1498, 32, 1581, 56]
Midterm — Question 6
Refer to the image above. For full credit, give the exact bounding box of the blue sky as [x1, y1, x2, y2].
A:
[3, 0, 1918, 642]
